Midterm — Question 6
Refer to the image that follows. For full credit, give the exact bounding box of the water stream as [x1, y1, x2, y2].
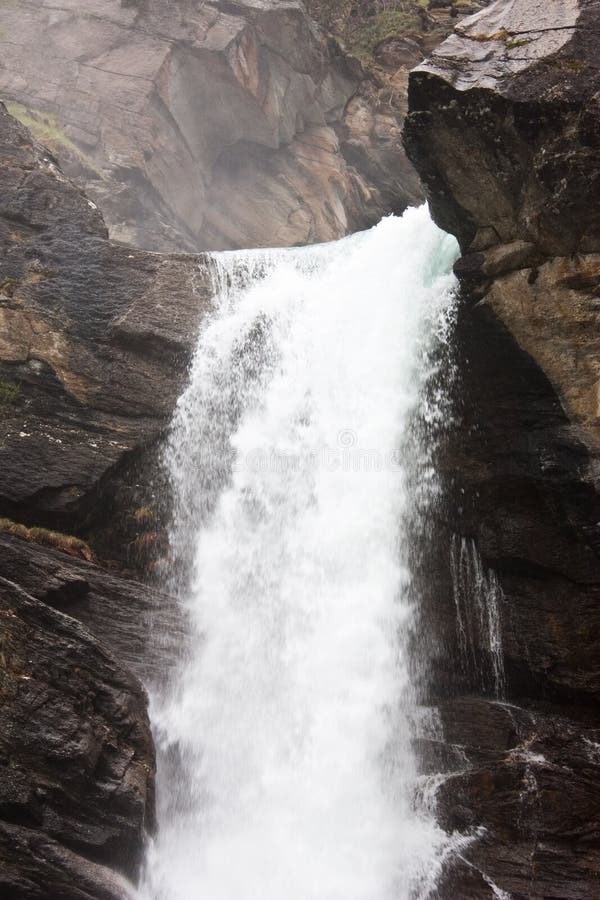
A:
[142, 206, 459, 900]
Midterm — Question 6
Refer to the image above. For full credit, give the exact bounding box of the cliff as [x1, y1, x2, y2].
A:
[404, 1, 600, 896]
[0, 103, 189, 897]
[0, 0, 423, 251]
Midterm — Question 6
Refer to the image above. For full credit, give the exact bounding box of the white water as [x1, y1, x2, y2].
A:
[143, 206, 459, 900]
[450, 535, 506, 698]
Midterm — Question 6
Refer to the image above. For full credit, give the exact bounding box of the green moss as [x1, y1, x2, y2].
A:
[506, 37, 532, 49]
[306, 1, 437, 62]
[346, 9, 424, 61]
[0, 380, 19, 405]
[561, 59, 586, 71]
[0, 276, 17, 294]
[7, 104, 79, 155]
[7, 104, 103, 176]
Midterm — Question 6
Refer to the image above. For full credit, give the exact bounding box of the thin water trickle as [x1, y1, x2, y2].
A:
[142, 206, 459, 900]
[450, 535, 506, 698]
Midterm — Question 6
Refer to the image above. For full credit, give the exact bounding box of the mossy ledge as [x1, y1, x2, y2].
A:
[0, 517, 94, 561]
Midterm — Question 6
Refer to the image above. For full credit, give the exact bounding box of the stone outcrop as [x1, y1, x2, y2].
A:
[404, 0, 600, 432]
[0, 0, 423, 252]
[0, 570, 155, 899]
[0, 534, 183, 684]
[0, 102, 208, 548]
[404, 0, 600, 896]
[0, 99, 184, 898]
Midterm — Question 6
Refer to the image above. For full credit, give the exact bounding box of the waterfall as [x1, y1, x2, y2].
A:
[142, 206, 459, 900]
[450, 535, 506, 698]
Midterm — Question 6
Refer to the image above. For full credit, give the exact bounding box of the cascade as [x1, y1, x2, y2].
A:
[450, 535, 506, 699]
[142, 206, 459, 900]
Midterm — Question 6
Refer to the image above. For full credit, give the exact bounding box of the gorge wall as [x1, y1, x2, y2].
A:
[0, 0, 599, 897]
[0, 104, 190, 899]
[0, 0, 423, 251]
[404, 0, 600, 896]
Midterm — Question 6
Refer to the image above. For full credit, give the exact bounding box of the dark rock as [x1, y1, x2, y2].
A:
[435, 699, 600, 899]
[0, 102, 209, 553]
[0, 820, 134, 900]
[0, 534, 183, 684]
[404, 1, 600, 895]
[0, 574, 155, 894]
[404, 0, 600, 256]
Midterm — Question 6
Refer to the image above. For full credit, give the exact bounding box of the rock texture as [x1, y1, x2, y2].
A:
[404, 0, 600, 432]
[0, 572, 155, 899]
[0, 99, 187, 897]
[0, 534, 184, 684]
[0, 102, 209, 545]
[404, 0, 600, 896]
[0, 0, 423, 252]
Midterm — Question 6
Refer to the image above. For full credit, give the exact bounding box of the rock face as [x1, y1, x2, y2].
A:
[0, 570, 155, 899]
[0, 102, 208, 547]
[0, 0, 423, 251]
[0, 534, 184, 684]
[404, 1, 600, 896]
[0, 101, 187, 897]
[404, 0, 600, 432]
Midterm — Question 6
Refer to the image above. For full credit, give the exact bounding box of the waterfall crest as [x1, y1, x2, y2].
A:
[143, 206, 459, 900]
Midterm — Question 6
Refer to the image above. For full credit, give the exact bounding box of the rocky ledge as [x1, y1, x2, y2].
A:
[404, 1, 600, 897]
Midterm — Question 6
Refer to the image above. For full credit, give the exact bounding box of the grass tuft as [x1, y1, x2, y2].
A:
[0, 517, 94, 561]
[0, 380, 19, 405]
[7, 103, 104, 177]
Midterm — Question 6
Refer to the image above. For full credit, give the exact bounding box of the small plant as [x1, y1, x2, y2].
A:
[0, 275, 17, 296]
[0, 380, 19, 405]
[134, 506, 156, 525]
[0, 517, 94, 561]
[559, 59, 585, 72]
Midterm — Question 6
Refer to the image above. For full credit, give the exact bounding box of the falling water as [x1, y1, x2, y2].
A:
[142, 206, 459, 900]
[450, 535, 506, 698]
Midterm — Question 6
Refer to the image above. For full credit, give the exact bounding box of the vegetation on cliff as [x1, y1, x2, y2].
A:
[306, 0, 489, 61]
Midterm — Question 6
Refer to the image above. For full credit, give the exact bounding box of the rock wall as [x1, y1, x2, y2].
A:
[0, 103, 207, 538]
[404, 1, 600, 896]
[0, 568, 155, 899]
[0, 0, 423, 252]
[0, 103, 195, 896]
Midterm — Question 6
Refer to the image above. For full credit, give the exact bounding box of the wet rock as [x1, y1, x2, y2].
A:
[0, 573, 155, 894]
[435, 698, 600, 899]
[404, 0, 600, 256]
[404, 1, 600, 895]
[404, 0, 600, 448]
[0, 821, 134, 900]
[0, 534, 183, 684]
